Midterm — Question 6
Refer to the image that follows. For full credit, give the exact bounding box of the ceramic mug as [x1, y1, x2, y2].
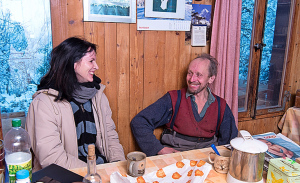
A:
[127, 151, 146, 177]
[208, 151, 231, 174]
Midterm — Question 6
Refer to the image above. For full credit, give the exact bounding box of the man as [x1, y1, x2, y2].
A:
[130, 54, 238, 156]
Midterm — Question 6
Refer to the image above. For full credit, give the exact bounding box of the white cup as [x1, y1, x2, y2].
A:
[208, 151, 231, 174]
[127, 151, 146, 177]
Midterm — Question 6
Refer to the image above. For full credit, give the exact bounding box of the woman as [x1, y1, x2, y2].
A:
[26, 37, 125, 171]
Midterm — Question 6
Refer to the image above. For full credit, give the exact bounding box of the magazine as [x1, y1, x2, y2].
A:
[252, 132, 300, 172]
[252, 132, 300, 161]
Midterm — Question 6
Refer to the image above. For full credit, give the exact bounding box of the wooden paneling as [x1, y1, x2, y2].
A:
[50, 0, 300, 156]
[116, 23, 130, 153]
[129, 25, 144, 151]
[287, 0, 300, 105]
[238, 116, 281, 136]
[50, 0, 68, 46]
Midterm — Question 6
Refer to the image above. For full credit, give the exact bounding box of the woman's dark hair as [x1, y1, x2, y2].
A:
[38, 37, 97, 101]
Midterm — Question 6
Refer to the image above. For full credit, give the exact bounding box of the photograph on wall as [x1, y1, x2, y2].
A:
[153, 0, 176, 13]
[185, 4, 211, 44]
[83, 0, 136, 23]
[0, 0, 52, 114]
[137, 0, 192, 31]
[145, 0, 185, 19]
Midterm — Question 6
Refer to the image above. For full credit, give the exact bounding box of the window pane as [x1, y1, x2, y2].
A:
[0, 0, 52, 113]
[238, 0, 255, 112]
[257, 0, 291, 109]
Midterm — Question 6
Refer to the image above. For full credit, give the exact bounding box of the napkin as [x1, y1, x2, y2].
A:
[110, 159, 212, 183]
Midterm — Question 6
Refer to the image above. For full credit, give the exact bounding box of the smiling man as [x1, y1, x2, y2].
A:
[130, 53, 238, 156]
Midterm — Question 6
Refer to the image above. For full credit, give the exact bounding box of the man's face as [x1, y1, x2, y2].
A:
[186, 58, 215, 95]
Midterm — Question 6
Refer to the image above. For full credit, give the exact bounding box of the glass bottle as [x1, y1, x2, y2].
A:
[83, 144, 102, 183]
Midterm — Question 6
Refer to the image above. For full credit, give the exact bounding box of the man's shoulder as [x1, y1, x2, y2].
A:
[211, 93, 227, 104]
[168, 88, 187, 96]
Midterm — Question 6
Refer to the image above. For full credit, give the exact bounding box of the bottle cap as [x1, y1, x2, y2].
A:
[12, 119, 22, 127]
[16, 169, 29, 179]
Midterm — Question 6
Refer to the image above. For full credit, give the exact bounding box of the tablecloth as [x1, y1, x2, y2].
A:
[278, 107, 300, 145]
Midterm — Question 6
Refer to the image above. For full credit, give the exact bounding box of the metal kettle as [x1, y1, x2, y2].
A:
[227, 130, 268, 183]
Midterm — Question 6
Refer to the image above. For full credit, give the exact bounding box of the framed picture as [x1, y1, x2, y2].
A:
[145, 0, 185, 19]
[83, 0, 136, 23]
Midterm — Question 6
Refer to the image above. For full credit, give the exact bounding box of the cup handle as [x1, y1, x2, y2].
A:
[129, 161, 135, 174]
[208, 152, 216, 163]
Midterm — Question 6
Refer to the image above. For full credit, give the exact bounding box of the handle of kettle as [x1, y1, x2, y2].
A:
[239, 130, 254, 141]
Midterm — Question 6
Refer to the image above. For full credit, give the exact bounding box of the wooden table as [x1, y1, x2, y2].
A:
[71, 146, 230, 183]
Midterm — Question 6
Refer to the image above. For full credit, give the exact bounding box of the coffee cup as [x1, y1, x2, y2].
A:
[127, 151, 146, 177]
[208, 151, 231, 174]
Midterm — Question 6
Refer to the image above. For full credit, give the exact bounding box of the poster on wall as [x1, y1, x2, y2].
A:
[185, 4, 212, 45]
[83, 0, 136, 23]
[137, 0, 192, 31]
[145, 0, 185, 19]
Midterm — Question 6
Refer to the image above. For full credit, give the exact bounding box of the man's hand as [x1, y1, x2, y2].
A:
[157, 147, 180, 155]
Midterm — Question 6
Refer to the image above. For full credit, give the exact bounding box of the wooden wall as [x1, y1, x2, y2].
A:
[50, 0, 213, 155]
[50, 0, 300, 156]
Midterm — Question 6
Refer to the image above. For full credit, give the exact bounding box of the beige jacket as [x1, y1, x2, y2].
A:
[26, 84, 125, 172]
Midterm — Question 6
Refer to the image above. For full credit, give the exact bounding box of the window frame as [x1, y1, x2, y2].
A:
[238, 0, 296, 121]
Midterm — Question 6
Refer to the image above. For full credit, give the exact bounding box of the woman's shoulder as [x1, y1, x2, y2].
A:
[32, 88, 59, 100]
[29, 89, 70, 115]
[94, 84, 106, 97]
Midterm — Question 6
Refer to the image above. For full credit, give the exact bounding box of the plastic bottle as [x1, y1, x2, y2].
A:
[4, 119, 32, 183]
[82, 144, 102, 183]
[15, 169, 30, 183]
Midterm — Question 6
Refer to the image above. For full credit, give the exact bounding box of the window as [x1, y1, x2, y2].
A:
[0, 0, 52, 114]
[238, 0, 295, 119]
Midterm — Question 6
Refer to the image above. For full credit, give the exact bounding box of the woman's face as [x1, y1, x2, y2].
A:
[74, 50, 98, 83]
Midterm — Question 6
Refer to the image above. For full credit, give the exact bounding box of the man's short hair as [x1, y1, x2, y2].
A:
[193, 53, 218, 77]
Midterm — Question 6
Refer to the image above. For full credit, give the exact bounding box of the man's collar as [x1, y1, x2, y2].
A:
[186, 87, 215, 104]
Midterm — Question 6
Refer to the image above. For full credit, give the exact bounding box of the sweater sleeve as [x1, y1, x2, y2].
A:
[217, 104, 238, 145]
[130, 93, 173, 156]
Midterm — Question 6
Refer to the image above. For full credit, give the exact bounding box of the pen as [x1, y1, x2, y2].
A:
[211, 144, 220, 156]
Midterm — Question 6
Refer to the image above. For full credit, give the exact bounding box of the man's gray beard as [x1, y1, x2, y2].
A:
[187, 83, 208, 95]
